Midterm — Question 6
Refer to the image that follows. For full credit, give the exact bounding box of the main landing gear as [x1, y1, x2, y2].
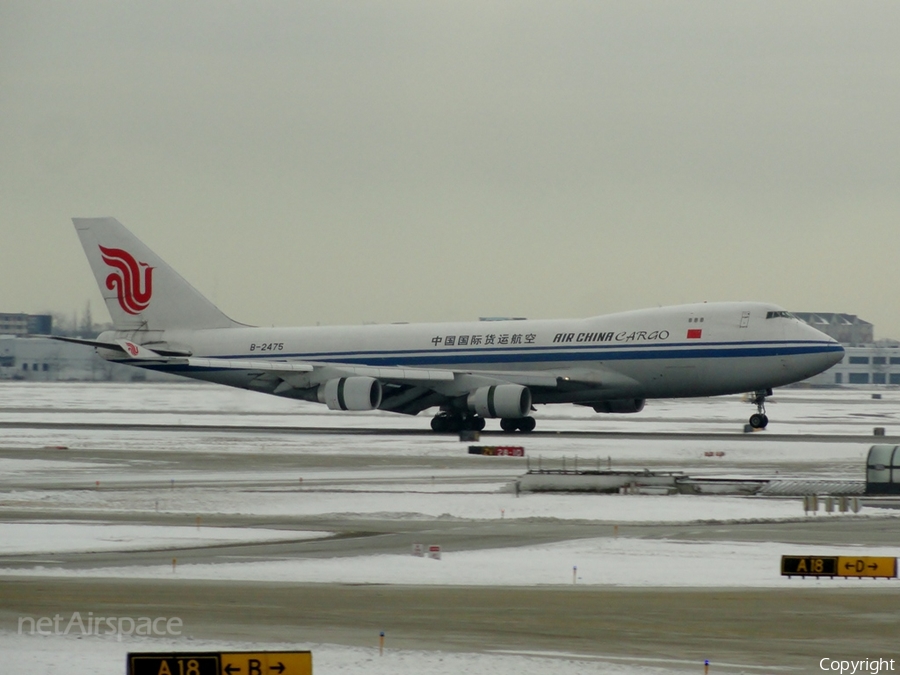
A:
[429, 412, 536, 433]
[430, 412, 486, 433]
[500, 417, 536, 433]
[748, 388, 772, 429]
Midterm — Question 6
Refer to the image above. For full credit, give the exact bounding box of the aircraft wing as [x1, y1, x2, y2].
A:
[50, 337, 634, 397]
[186, 357, 316, 373]
[460, 370, 560, 387]
[173, 356, 456, 383]
[115, 348, 635, 391]
[105, 348, 638, 415]
[306, 363, 456, 383]
[180, 358, 559, 387]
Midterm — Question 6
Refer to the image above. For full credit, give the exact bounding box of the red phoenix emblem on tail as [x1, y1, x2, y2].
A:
[99, 245, 154, 315]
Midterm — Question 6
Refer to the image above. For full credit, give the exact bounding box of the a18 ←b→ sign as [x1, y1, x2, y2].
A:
[128, 651, 312, 675]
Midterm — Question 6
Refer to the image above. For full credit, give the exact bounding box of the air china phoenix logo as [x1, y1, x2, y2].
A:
[99, 245, 154, 315]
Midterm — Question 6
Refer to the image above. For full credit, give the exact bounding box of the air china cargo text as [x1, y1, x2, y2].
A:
[552, 330, 670, 344]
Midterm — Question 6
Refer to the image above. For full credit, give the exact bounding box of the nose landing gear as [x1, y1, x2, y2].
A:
[748, 389, 772, 429]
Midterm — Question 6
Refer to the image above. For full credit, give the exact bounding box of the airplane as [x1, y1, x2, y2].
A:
[54, 217, 845, 433]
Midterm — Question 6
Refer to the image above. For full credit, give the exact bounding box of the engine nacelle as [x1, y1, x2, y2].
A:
[467, 384, 532, 419]
[591, 398, 645, 414]
[318, 377, 382, 411]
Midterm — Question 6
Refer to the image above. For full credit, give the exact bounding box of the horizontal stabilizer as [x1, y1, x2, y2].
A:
[45, 335, 190, 357]
[42, 335, 124, 351]
[115, 339, 162, 359]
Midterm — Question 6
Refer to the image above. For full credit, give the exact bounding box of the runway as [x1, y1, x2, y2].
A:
[5, 419, 900, 443]
[2, 382, 900, 673]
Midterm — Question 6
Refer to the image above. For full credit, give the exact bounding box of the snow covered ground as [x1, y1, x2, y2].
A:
[0, 633, 703, 675]
[2, 382, 899, 673]
[2, 380, 900, 436]
[4, 533, 896, 589]
[0, 483, 833, 522]
[0, 522, 328, 555]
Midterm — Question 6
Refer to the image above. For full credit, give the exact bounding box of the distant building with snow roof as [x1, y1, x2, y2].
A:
[791, 313, 873, 346]
[790, 311, 900, 386]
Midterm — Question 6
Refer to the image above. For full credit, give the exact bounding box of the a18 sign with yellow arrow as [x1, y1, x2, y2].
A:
[128, 651, 312, 675]
[781, 555, 897, 579]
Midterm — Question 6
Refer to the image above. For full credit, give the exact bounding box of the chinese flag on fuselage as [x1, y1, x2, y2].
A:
[687, 329, 702, 339]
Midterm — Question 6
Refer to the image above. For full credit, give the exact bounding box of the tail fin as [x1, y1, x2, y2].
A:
[73, 217, 239, 330]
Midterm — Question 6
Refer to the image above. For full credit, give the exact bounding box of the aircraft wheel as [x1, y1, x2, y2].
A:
[749, 413, 768, 429]
[500, 418, 519, 432]
[445, 415, 463, 433]
[517, 416, 536, 432]
[431, 415, 449, 432]
[470, 416, 486, 431]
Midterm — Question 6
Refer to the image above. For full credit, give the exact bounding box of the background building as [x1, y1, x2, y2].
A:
[0, 313, 52, 337]
[0, 336, 177, 382]
[793, 312, 898, 386]
[799, 341, 900, 386]
[0, 311, 172, 382]
[791, 313, 873, 346]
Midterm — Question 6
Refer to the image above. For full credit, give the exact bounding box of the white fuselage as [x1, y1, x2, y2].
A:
[102, 301, 843, 410]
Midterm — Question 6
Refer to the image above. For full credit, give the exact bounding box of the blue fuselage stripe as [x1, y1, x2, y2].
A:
[295, 344, 839, 367]
[224, 339, 836, 362]
[138, 340, 842, 371]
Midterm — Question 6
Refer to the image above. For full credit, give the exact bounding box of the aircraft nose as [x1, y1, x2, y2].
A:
[795, 322, 844, 374]
[807, 330, 844, 372]
[823, 340, 845, 368]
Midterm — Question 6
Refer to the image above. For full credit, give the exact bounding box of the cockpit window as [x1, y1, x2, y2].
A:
[766, 311, 793, 319]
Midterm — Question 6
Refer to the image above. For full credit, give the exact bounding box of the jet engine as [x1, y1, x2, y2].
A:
[467, 384, 532, 419]
[318, 377, 382, 411]
[590, 398, 645, 414]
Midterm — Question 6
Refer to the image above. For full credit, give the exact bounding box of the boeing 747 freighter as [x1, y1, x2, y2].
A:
[56, 218, 844, 432]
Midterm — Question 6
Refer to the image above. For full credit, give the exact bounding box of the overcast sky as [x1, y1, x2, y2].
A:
[2, 1, 899, 336]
